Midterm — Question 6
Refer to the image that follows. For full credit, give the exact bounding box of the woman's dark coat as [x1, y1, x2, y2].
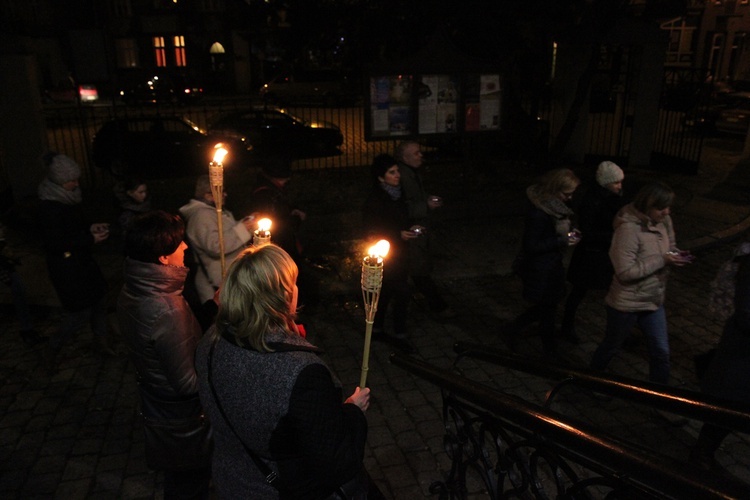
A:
[520, 204, 569, 305]
[362, 185, 410, 282]
[702, 254, 750, 404]
[39, 199, 107, 311]
[567, 183, 626, 290]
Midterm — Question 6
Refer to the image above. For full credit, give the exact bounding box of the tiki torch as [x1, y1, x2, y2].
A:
[253, 217, 272, 247]
[209, 145, 229, 278]
[360, 239, 390, 388]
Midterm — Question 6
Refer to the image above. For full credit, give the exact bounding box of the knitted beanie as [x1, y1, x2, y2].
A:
[596, 161, 624, 187]
[47, 154, 81, 185]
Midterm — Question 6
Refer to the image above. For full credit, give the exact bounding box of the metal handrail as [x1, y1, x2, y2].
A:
[390, 352, 750, 499]
[452, 341, 750, 434]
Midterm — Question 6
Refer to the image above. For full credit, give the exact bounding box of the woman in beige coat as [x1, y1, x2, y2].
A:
[590, 182, 692, 385]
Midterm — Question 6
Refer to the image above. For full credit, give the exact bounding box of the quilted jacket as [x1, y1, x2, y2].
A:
[606, 203, 676, 312]
[118, 258, 203, 401]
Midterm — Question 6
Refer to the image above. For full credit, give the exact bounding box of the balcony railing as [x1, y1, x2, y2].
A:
[389, 342, 750, 499]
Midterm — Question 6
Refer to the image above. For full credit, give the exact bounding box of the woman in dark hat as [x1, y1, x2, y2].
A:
[249, 158, 317, 307]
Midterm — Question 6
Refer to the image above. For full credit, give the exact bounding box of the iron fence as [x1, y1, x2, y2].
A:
[42, 100, 424, 188]
[388, 343, 750, 499]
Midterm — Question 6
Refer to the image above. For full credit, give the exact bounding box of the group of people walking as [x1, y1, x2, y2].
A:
[26, 151, 371, 499]
[13, 146, 747, 496]
[508, 159, 750, 465]
[508, 161, 694, 392]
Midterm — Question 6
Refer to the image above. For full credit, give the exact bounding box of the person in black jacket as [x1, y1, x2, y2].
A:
[363, 154, 420, 354]
[195, 245, 370, 499]
[249, 158, 319, 308]
[118, 210, 212, 499]
[506, 168, 581, 356]
[38, 153, 113, 365]
[690, 241, 750, 471]
[560, 161, 626, 343]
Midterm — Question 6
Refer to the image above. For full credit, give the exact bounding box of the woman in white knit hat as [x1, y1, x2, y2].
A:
[38, 153, 114, 367]
[561, 161, 626, 343]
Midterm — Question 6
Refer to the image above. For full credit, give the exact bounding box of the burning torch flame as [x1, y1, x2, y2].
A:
[213, 144, 228, 164]
[257, 218, 272, 232]
[368, 240, 390, 259]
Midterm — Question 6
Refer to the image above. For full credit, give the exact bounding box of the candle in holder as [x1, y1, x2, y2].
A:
[253, 217, 272, 247]
[360, 239, 390, 388]
[210, 144, 229, 278]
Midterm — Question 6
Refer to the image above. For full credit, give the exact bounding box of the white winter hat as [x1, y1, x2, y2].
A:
[596, 161, 624, 187]
[47, 154, 81, 185]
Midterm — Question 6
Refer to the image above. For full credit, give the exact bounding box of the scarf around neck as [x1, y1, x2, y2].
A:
[380, 182, 402, 200]
[526, 184, 574, 239]
[37, 177, 82, 205]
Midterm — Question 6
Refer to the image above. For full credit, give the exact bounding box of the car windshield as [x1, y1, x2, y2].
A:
[277, 108, 307, 125]
[181, 117, 207, 134]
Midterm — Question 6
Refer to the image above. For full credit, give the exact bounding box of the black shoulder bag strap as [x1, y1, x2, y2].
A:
[207, 340, 280, 488]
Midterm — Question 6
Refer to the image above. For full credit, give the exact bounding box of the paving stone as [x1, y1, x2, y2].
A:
[62, 454, 98, 480]
[55, 478, 93, 498]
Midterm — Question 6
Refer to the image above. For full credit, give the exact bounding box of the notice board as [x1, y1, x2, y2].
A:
[365, 73, 502, 140]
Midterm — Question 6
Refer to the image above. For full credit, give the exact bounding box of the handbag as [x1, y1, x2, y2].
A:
[139, 386, 213, 471]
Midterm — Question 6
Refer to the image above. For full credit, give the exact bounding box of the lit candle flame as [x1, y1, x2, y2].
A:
[257, 218, 272, 232]
[213, 144, 228, 164]
[368, 240, 390, 259]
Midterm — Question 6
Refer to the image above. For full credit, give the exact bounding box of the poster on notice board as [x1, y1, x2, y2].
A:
[369, 75, 413, 137]
[418, 75, 459, 134]
[367, 73, 501, 139]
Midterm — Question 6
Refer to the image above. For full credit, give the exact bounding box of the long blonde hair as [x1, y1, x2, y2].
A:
[215, 245, 298, 352]
[536, 168, 580, 199]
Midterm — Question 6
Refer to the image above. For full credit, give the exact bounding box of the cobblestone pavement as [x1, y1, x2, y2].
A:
[2, 137, 750, 498]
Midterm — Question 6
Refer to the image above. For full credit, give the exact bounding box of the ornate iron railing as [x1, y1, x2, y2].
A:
[390, 347, 750, 499]
[453, 341, 750, 433]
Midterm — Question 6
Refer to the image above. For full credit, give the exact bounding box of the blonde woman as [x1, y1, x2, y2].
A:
[506, 168, 581, 355]
[196, 245, 370, 499]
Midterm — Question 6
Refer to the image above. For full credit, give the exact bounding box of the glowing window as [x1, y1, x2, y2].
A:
[174, 35, 187, 67]
[154, 37, 166, 67]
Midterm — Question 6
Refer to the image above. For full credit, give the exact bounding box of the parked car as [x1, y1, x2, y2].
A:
[683, 92, 746, 133]
[259, 70, 360, 106]
[714, 92, 750, 136]
[92, 116, 252, 178]
[208, 106, 343, 159]
[44, 80, 99, 104]
[119, 74, 204, 105]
